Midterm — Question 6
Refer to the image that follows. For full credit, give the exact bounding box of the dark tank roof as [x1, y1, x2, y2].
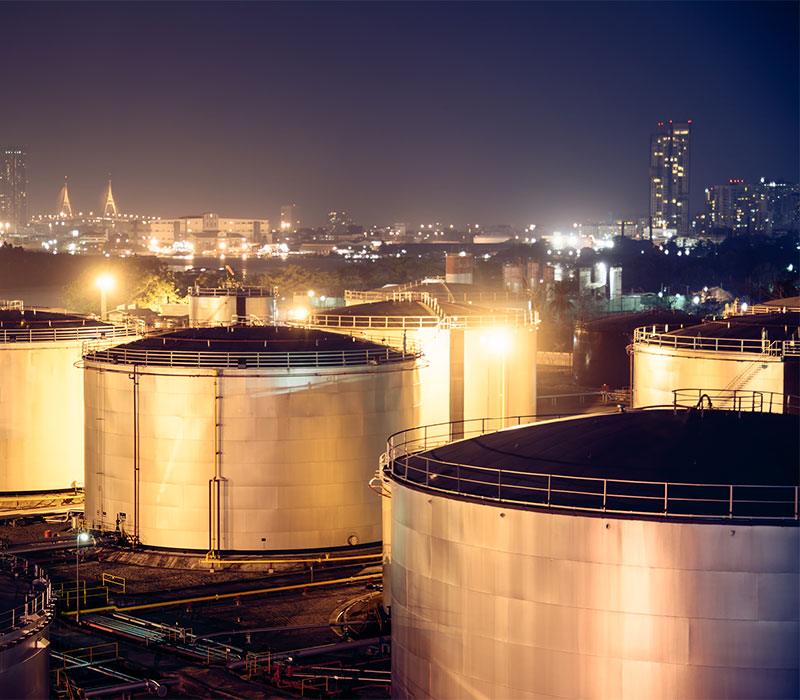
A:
[84, 325, 420, 368]
[668, 312, 800, 342]
[395, 409, 799, 521]
[578, 311, 696, 334]
[0, 309, 114, 330]
[110, 326, 397, 352]
[425, 410, 797, 486]
[319, 300, 437, 317]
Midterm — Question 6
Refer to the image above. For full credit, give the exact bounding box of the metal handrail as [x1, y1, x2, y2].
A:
[0, 299, 24, 310]
[633, 325, 792, 357]
[190, 285, 275, 297]
[302, 309, 533, 331]
[83, 344, 421, 369]
[382, 412, 799, 522]
[672, 388, 799, 414]
[0, 555, 54, 636]
[0, 323, 139, 344]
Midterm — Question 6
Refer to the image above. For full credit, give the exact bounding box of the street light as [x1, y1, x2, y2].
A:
[76, 531, 91, 622]
[96, 274, 114, 320]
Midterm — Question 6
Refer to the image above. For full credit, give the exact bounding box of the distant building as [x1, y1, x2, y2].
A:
[139, 212, 271, 251]
[704, 178, 799, 236]
[280, 203, 299, 232]
[649, 121, 691, 236]
[1, 147, 27, 230]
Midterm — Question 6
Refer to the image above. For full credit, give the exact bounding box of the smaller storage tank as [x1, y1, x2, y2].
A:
[0, 307, 137, 492]
[573, 311, 695, 389]
[188, 284, 276, 327]
[83, 326, 420, 552]
[631, 311, 800, 410]
[303, 297, 537, 428]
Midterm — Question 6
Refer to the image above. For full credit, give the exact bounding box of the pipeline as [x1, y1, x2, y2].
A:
[227, 635, 390, 670]
[82, 678, 175, 698]
[63, 572, 377, 616]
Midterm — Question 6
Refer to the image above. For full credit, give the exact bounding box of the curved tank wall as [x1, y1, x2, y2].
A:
[0, 310, 136, 492]
[385, 411, 799, 699]
[83, 328, 419, 551]
[573, 312, 695, 389]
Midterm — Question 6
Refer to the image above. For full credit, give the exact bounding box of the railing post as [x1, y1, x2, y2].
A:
[729, 484, 734, 517]
[547, 474, 551, 505]
[602, 480, 607, 510]
[795, 486, 798, 520]
[664, 482, 668, 512]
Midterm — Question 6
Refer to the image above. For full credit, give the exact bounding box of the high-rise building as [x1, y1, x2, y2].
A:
[649, 121, 691, 236]
[1, 147, 28, 230]
[280, 203, 299, 232]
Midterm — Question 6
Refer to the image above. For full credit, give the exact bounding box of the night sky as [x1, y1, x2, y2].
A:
[2, 1, 797, 228]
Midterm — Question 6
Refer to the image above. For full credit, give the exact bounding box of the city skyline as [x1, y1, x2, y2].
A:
[1, 1, 797, 227]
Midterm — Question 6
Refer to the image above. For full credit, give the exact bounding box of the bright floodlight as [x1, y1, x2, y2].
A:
[96, 274, 114, 291]
[484, 329, 511, 356]
[77, 532, 91, 544]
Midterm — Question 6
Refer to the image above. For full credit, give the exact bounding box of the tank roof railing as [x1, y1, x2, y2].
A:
[672, 388, 798, 414]
[0, 555, 54, 638]
[190, 284, 276, 297]
[345, 284, 529, 305]
[382, 413, 799, 523]
[0, 299, 24, 311]
[633, 325, 796, 358]
[302, 314, 441, 331]
[727, 302, 800, 317]
[0, 322, 140, 344]
[82, 343, 421, 369]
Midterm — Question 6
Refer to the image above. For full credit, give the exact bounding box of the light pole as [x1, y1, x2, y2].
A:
[96, 274, 114, 320]
[75, 531, 91, 622]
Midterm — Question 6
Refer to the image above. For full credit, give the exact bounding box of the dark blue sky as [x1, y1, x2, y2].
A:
[3, 1, 797, 228]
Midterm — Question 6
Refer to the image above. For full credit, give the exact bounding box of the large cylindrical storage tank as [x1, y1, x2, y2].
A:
[384, 409, 799, 699]
[83, 327, 419, 551]
[0, 307, 136, 492]
[188, 285, 276, 326]
[631, 311, 799, 411]
[573, 311, 694, 389]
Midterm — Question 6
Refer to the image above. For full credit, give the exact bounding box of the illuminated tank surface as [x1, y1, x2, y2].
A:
[384, 409, 800, 699]
[83, 326, 420, 552]
[0, 309, 135, 492]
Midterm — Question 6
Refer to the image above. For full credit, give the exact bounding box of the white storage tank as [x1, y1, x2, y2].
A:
[188, 284, 276, 326]
[631, 311, 800, 412]
[303, 298, 536, 428]
[83, 326, 419, 552]
[383, 407, 799, 699]
[0, 307, 136, 492]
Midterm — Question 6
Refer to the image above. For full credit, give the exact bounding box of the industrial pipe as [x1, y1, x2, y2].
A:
[226, 635, 390, 670]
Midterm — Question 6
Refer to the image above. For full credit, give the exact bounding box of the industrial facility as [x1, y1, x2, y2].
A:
[381, 403, 799, 699]
[82, 326, 420, 553]
[631, 307, 800, 411]
[0, 302, 137, 493]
